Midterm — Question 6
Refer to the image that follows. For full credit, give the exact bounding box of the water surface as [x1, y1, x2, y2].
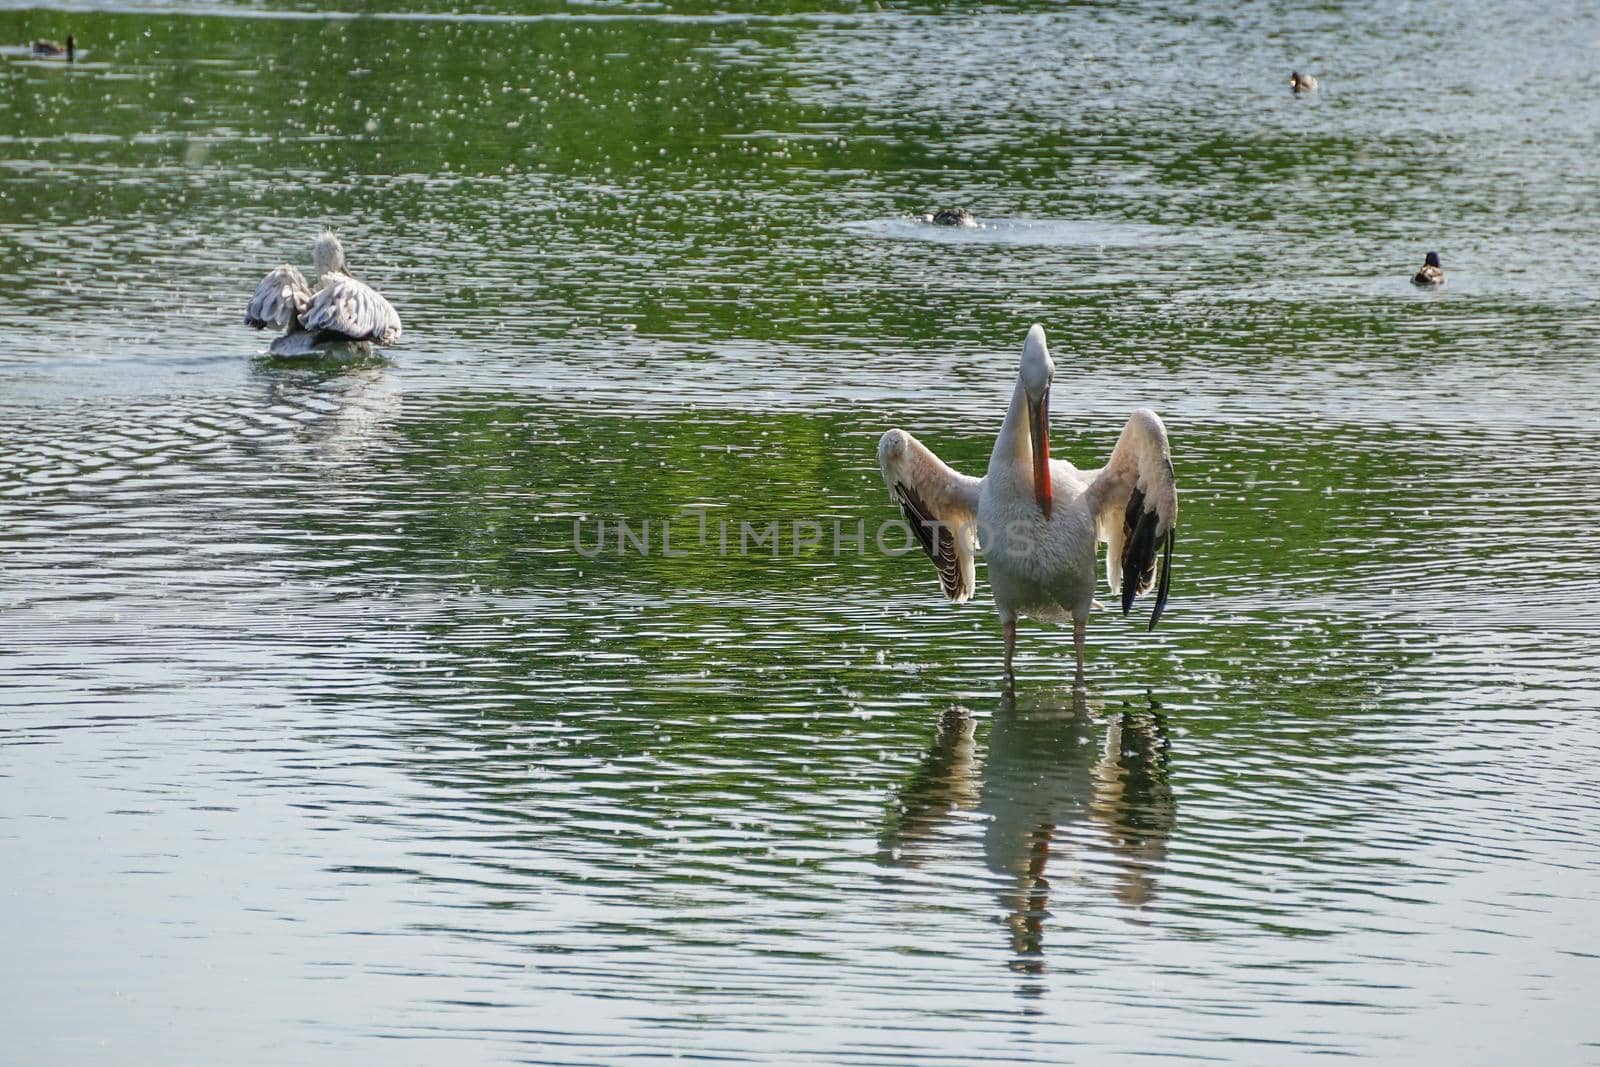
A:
[2, 1, 1599, 1063]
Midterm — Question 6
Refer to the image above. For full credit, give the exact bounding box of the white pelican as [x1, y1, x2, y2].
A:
[245, 231, 402, 356]
[878, 324, 1176, 685]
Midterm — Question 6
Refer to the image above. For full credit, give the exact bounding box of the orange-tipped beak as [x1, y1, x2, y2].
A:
[1030, 387, 1052, 518]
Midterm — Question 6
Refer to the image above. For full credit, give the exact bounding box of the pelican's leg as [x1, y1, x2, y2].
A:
[1003, 617, 1017, 680]
[1072, 617, 1086, 690]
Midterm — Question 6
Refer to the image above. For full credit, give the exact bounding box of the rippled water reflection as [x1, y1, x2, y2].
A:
[3, 1, 1598, 1063]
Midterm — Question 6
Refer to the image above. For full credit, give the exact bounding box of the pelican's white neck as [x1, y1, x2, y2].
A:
[989, 375, 1034, 474]
[988, 324, 1054, 478]
[312, 231, 347, 278]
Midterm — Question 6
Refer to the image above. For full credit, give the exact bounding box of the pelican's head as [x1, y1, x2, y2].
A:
[1020, 324, 1055, 518]
[1423, 251, 1441, 268]
[313, 230, 347, 277]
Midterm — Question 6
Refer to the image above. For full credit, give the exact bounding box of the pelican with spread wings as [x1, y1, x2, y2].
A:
[245, 231, 402, 356]
[878, 324, 1176, 685]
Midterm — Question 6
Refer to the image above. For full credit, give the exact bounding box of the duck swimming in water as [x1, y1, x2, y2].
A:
[1290, 71, 1318, 93]
[1412, 251, 1445, 288]
[245, 231, 402, 356]
[921, 208, 978, 228]
[32, 35, 73, 60]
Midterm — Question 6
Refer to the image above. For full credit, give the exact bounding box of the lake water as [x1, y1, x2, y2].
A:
[2, 1, 1599, 1063]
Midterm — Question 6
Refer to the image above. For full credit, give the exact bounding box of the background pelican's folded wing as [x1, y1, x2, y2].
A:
[1086, 408, 1177, 630]
[244, 264, 312, 330]
[878, 428, 981, 603]
[301, 276, 402, 345]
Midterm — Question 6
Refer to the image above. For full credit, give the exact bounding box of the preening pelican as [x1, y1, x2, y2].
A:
[878, 324, 1177, 685]
[245, 231, 402, 356]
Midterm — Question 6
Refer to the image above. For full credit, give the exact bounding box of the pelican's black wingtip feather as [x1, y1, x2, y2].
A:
[1120, 489, 1158, 616]
[1119, 549, 1136, 616]
[894, 481, 962, 601]
[893, 482, 937, 560]
[1147, 527, 1174, 632]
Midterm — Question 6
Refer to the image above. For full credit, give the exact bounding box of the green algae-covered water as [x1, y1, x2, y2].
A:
[2, 2, 1598, 1062]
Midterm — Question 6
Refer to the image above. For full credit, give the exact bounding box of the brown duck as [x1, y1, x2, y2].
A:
[32, 35, 73, 61]
[1412, 251, 1445, 288]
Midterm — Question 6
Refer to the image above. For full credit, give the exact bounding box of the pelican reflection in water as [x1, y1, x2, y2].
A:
[877, 707, 984, 866]
[879, 692, 1175, 974]
[247, 360, 403, 461]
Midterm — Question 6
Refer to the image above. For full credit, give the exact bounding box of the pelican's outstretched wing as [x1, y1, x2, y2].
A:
[1086, 408, 1177, 630]
[302, 275, 402, 345]
[245, 264, 312, 331]
[878, 428, 981, 603]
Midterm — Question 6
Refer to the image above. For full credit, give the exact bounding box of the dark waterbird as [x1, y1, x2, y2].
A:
[920, 207, 978, 227]
[32, 34, 73, 61]
[1412, 251, 1446, 288]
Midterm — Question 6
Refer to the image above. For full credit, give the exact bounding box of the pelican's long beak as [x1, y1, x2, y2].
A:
[1030, 387, 1052, 518]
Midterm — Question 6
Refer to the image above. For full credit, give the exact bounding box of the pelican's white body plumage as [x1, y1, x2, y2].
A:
[245, 232, 402, 356]
[879, 324, 1177, 683]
